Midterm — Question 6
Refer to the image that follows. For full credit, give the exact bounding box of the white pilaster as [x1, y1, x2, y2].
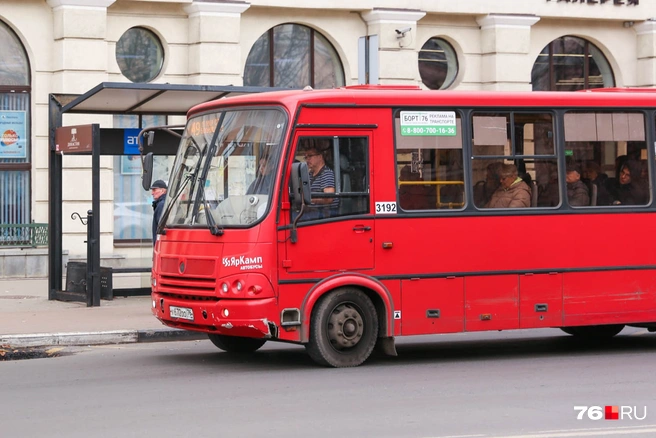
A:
[360, 8, 426, 85]
[476, 14, 540, 91]
[183, 1, 250, 85]
[635, 19, 656, 87]
[47, 0, 116, 92]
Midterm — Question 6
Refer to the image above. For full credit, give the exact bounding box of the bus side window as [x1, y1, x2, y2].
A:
[472, 112, 557, 209]
[565, 112, 648, 207]
[336, 137, 369, 216]
[293, 136, 370, 221]
[395, 111, 465, 210]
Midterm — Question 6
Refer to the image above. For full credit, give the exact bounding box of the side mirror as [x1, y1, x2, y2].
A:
[290, 161, 311, 207]
[141, 152, 154, 191]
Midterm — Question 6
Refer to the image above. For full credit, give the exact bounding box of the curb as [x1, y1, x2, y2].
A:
[0, 329, 206, 348]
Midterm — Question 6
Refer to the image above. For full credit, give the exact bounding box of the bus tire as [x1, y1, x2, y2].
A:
[560, 324, 625, 339]
[207, 334, 266, 353]
[305, 288, 379, 368]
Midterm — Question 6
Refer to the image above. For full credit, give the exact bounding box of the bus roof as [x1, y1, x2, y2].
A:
[187, 85, 656, 118]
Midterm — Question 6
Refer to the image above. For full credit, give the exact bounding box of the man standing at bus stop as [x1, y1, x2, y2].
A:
[151, 179, 167, 244]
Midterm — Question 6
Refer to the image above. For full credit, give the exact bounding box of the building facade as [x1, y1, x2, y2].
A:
[0, 0, 654, 278]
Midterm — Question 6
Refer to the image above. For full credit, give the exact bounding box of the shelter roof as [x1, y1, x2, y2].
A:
[58, 82, 282, 116]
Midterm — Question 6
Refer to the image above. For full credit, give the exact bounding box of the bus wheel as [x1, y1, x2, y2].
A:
[306, 288, 378, 368]
[207, 334, 266, 353]
[560, 324, 625, 339]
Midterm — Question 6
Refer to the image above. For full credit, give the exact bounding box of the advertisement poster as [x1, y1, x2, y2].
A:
[121, 155, 142, 175]
[0, 111, 27, 159]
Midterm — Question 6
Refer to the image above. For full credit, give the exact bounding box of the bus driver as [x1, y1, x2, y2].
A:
[304, 145, 339, 219]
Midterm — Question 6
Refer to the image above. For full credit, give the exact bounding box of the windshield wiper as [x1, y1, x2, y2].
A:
[192, 141, 223, 236]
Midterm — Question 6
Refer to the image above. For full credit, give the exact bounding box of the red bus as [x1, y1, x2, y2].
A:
[145, 85, 656, 367]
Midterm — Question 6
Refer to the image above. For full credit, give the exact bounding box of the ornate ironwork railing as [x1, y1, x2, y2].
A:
[0, 223, 49, 247]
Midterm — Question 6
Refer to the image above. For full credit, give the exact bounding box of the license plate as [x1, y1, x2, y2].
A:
[170, 306, 194, 321]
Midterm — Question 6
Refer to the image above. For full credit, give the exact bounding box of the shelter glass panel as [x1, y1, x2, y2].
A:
[113, 115, 170, 243]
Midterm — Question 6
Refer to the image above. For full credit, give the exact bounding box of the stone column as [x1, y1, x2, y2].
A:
[635, 19, 656, 87]
[47, 0, 115, 92]
[476, 14, 540, 91]
[184, 1, 250, 85]
[361, 8, 426, 86]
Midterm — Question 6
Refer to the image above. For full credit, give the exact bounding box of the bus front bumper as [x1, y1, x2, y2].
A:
[151, 292, 278, 339]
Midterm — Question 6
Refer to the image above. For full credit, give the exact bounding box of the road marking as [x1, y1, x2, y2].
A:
[427, 425, 656, 438]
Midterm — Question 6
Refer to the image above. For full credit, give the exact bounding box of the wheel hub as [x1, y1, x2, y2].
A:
[327, 303, 364, 350]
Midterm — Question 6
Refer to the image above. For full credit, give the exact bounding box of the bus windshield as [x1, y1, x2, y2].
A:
[164, 108, 287, 229]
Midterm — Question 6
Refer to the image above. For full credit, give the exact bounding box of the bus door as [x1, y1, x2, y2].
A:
[283, 132, 373, 273]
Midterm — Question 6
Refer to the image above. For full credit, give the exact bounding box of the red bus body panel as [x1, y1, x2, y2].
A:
[151, 87, 656, 344]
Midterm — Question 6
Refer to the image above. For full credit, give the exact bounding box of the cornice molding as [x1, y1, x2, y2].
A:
[477, 14, 540, 30]
[361, 8, 426, 25]
[47, 0, 116, 9]
[184, 1, 250, 18]
[635, 20, 656, 35]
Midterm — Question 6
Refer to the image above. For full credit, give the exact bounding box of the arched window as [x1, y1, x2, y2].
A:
[116, 27, 164, 83]
[0, 20, 31, 230]
[418, 37, 458, 90]
[532, 36, 614, 91]
[244, 24, 345, 89]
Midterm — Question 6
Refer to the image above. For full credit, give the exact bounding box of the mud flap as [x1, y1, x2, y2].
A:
[375, 337, 397, 357]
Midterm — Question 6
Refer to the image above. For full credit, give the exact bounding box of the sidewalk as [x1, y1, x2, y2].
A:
[0, 279, 205, 348]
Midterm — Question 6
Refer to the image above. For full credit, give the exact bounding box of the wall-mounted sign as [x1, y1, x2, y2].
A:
[0, 111, 27, 159]
[55, 124, 93, 153]
[124, 128, 141, 155]
[547, 0, 638, 5]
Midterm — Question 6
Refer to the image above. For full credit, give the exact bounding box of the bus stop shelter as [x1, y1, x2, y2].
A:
[48, 82, 278, 306]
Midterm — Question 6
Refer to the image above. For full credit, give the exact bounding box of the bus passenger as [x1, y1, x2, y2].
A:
[304, 146, 339, 219]
[537, 163, 559, 207]
[565, 164, 589, 206]
[474, 162, 502, 208]
[583, 161, 611, 205]
[485, 164, 531, 208]
[399, 165, 433, 210]
[247, 154, 274, 195]
[607, 160, 649, 205]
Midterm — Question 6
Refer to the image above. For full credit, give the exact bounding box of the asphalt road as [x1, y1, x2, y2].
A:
[1, 328, 655, 438]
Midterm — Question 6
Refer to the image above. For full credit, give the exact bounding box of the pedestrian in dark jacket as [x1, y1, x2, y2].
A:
[566, 164, 590, 206]
[150, 179, 168, 244]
